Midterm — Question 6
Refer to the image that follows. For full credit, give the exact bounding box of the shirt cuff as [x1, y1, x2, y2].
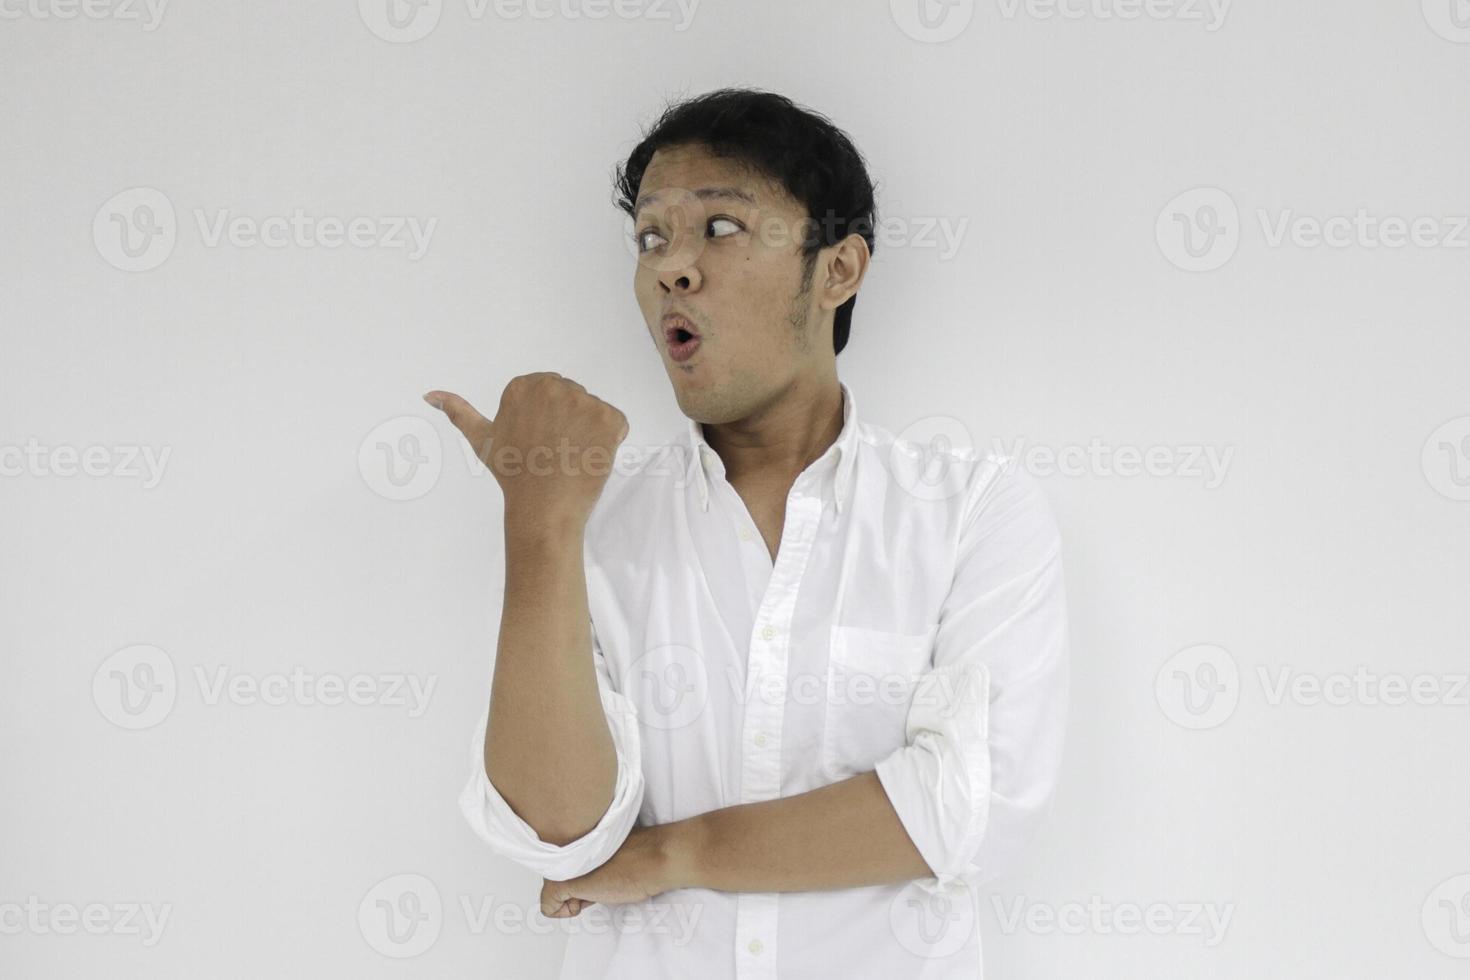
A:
[873, 660, 992, 895]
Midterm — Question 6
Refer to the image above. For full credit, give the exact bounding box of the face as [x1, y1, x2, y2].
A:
[630, 143, 866, 424]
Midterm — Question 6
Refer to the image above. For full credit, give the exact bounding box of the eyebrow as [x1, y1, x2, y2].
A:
[633, 186, 758, 220]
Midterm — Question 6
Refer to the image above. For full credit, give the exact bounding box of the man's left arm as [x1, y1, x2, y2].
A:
[542, 766, 927, 915]
[671, 768, 932, 893]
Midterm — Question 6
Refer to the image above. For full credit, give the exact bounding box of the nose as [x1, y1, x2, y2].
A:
[659, 265, 701, 294]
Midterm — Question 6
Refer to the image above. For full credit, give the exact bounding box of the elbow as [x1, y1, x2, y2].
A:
[459, 694, 647, 881]
[875, 725, 993, 887]
[482, 761, 618, 848]
[940, 783, 1061, 888]
[459, 758, 645, 882]
[527, 807, 611, 849]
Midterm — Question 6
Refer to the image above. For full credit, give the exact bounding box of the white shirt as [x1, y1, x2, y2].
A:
[459, 380, 1070, 979]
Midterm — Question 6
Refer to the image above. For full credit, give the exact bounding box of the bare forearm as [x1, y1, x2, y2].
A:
[483, 512, 616, 845]
[664, 771, 934, 893]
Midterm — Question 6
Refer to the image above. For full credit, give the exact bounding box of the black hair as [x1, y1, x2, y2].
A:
[612, 87, 879, 356]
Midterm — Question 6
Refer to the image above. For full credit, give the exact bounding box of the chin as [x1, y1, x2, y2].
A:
[670, 382, 717, 419]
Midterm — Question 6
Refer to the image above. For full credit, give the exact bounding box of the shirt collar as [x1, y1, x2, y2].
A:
[684, 380, 860, 516]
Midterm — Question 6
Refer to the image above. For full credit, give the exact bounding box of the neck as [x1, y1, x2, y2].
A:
[701, 374, 845, 485]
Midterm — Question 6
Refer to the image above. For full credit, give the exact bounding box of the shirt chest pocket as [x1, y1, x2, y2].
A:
[821, 624, 938, 780]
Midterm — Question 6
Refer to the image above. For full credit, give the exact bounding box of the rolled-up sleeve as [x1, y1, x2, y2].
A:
[873, 456, 1069, 892]
[458, 619, 646, 881]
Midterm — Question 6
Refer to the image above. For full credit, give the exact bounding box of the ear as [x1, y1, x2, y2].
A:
[820, 233, 871, 311]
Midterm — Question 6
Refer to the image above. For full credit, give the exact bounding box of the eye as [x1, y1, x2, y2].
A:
[633, 228, 664, 253]
[709, 217, 742, 238]
[634, 216, 744, 254]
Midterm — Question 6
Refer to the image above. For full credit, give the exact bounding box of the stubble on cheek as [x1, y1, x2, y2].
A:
[789, 297, 813, 354]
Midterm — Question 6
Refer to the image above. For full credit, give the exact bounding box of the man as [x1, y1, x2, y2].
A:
[425, 88, 1069, 979]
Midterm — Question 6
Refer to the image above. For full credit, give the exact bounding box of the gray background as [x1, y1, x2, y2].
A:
[2, 0, 1468, 976]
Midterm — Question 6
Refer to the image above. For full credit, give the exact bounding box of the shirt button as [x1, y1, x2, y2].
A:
[754, 732, 768, 747]
[738, 527, 753, 541]
[760, 625, 776, 641]
[748, 938, 764, 955]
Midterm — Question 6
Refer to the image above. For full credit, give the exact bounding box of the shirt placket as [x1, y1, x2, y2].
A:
[733, 490, 823, 980]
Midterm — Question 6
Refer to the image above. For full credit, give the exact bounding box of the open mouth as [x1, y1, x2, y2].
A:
[665, 325, 701, 362]
[663, 316, 702, 362]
